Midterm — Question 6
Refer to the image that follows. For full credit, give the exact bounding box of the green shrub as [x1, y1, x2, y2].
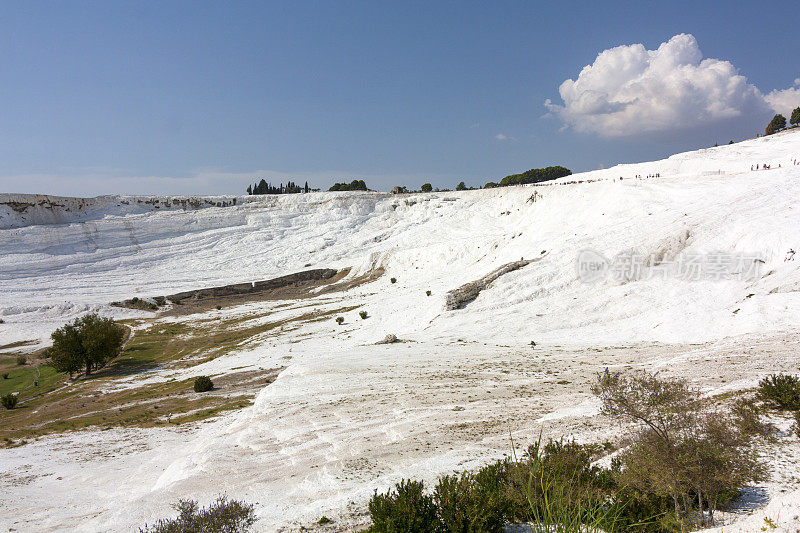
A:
[359, 311, 368, 320]
[426, 290, 431, 296]
[216, 305, 222, 310]
[16, 356, 26, 366]
[0, 318, 4, 324]
[193, 376, 213, 393]
[594, 369, 766, 527]
[421, 183, 432, 193]
[368, 479, 438, 533]
[793, 411, 800, 439]
[2, 373, 8, 379]
[139, 496, 255, 533]
[435, 462, 509, 532]
[317, 516, 332, 525]
[390, 278, 397, 284]
[732, 397, 775, 438]
[1, 393, 18, 410]
[757, 374, 800, 410]
[336, 317, 344, 325]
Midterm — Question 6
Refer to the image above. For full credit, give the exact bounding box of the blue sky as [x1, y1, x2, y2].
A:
[1, 1, 798, 195]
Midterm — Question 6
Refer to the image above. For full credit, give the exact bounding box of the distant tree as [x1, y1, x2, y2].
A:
[420, 183, 432, 193]
[766, 114, 787, 135]
[456, 181, 467, 191]
[249, 178, 307, 195]
[729, 140, 734, 144]
[329, 180, 368, 192]
[483, 182, 498, 189]
[791, 107, 800, 127]
[246, 184, 252, 195]
[497, 165, 572, 187]
[49, 314, 126, 376]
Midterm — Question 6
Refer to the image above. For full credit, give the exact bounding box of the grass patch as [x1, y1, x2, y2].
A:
[0, 374, 259, 441]
[0, 301, 345, 442]
[0, 364, 62, 400]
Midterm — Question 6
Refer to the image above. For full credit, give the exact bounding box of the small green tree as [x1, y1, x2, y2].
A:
[49, 314, 126, 376]
[593, 369, 766, 526]
[194, 376, 213, 392]
[757, 373, 800, 410]
[420, 183, 432, 193]
[1, 393, 18, 410]
[140, 496, 256, 533]
[456, 181, 467, 191]
[791, 106, 800, 127]
[765, 114, 787, 135]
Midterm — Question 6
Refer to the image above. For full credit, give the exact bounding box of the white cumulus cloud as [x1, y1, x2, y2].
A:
[545, 34, 798, 137]
[765, 78, 800, 117]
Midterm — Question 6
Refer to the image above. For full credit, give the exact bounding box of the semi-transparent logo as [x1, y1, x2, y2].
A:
[576, 250, 763, 283]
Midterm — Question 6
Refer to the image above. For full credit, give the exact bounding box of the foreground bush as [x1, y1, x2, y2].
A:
[757, 373, 800, 410]
[594, 369, 767, 527]
[367, 369, 770, 532]
[434, 461, 509, 532]
[368, 479, 438, 532]
[369, 441, 631, 533]
[139, 496, 255, 533]
[193, 376, 213, 393]
[1, 393, 18, 410]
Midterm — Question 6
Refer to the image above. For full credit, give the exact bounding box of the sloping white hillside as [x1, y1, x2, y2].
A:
[2, 130, 800, 347]
[1, 130, 800, 531]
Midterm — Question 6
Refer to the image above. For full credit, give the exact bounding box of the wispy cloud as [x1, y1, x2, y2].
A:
[495, 133, 516, 141]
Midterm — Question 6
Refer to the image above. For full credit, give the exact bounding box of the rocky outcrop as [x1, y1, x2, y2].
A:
[444, 254, 548, 310]
[165, 268, 339, 304]
[0, 193, 242, 230]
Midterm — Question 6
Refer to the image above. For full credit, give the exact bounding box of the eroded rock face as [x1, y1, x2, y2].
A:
[444, 256, 548, 310]
[165, 268, 339, 304]
[0, 193, 241, 230]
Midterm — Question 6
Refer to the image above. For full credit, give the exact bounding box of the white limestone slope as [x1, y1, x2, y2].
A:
[2, 130, 800, 348]
[1, 130, 800, 531]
